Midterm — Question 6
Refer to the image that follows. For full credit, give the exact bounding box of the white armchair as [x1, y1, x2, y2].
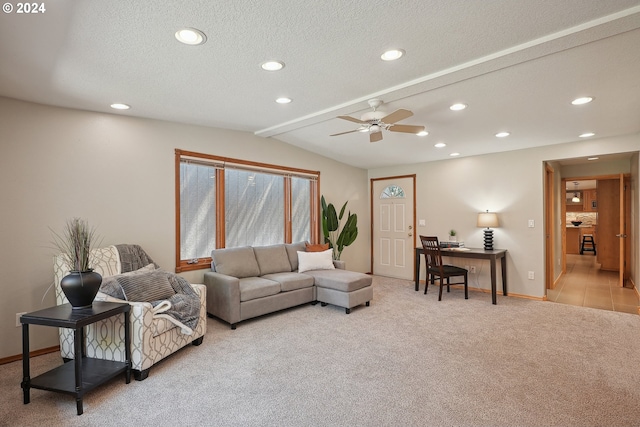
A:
[54, 245, 206, 380]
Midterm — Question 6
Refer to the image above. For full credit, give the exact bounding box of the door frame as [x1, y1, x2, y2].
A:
[556, 173, 631, 283]
[370, 175, 417, 277]
[545, 164, 555, 290]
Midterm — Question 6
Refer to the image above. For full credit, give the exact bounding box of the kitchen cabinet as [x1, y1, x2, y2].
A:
[582, 189, 597, 211]
[566, 227, 581, 254]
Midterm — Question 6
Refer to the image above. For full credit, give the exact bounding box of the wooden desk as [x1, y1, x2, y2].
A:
[414, 247, 507, 304]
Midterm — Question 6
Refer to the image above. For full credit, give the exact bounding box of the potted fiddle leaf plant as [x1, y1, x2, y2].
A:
[321, 195, 358, 260]
[51, 218, 103, 309]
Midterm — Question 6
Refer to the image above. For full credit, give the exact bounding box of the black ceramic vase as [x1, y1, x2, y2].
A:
[60, 270, 102, 309]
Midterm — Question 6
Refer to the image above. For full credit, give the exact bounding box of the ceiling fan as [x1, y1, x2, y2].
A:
[330, 99, 426, 143]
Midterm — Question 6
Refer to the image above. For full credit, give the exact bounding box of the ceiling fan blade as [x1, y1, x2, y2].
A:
[370, 131, 383, 143]
[381, 109, 413, 124]
[337, 115, 367, 124]
[330, 129, 361, 137]
[389, 124, 425, 134]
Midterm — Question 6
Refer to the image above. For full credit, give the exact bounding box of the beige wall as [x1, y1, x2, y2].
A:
[0, 96, 369, 358]
[2, 94, 638, 359]
[369, 134, 640, 300]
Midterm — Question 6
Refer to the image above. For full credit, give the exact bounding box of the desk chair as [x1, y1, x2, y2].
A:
[419, 235, 469, 301]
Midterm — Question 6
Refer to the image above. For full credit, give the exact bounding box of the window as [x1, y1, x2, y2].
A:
[225, 169, 284, 247]
[175, 149, 320, 272]
[291, 176, 312, 243]
[380, 184, 405, 198]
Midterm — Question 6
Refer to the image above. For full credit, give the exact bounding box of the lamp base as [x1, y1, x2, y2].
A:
[483, 229, 494, 251]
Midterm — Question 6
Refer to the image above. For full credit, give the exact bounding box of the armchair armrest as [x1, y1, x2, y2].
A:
[204, 271, 241, 326]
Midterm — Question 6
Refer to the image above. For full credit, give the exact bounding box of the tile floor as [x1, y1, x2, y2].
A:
[547, 254, 639, 314]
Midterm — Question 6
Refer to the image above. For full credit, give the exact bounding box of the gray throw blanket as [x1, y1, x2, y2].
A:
[159, 273, 200, 334]
[116, 244, 158, 272]
[98, 245, 199, 334]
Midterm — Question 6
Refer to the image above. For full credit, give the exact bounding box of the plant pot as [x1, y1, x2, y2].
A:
[449, 235, 457, 242]
[60, 270, 102, 309]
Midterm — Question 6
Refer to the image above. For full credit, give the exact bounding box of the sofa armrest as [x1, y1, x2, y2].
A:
[204, 271, 241, 326]
[333, 260, 346, 270]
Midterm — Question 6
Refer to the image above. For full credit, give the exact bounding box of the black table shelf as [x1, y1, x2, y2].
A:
[30, 357, 128, 395]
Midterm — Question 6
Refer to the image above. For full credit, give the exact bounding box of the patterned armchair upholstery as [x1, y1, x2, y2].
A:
[54, 245, 206, 380]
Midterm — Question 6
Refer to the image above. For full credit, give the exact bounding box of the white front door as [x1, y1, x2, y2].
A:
[372, 176, 415, 280]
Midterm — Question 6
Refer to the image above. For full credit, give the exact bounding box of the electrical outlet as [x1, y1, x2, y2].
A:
[16, 312, 26, 327]
[528, 271, 535, 280]
[470, 266, 477, 274]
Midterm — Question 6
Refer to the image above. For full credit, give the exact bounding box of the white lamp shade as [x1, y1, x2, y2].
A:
[477, 212, 499, 228]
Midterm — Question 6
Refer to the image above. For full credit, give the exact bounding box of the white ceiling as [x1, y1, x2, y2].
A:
[1, 1, 639, 169]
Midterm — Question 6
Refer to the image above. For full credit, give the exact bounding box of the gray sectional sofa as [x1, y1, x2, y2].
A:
[203, 242, 373, 329]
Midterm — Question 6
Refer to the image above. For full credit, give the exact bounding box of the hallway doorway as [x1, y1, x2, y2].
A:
[544, 152, 639, 316]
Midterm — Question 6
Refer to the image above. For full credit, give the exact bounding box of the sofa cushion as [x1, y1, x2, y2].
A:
[262, 272, 314, 292]
[211, 246, 260, 278]
[254, 244, 292, 275]
[285, 241, 307, 271]
[297, 249, 335, 273]
[305, 269, 372, 292]
[239, 277, 281, 302]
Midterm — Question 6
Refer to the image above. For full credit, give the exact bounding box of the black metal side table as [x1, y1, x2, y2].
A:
[21, 301, 131, 415]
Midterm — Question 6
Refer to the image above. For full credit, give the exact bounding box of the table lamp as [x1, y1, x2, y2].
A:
[477, 211, 499, 251]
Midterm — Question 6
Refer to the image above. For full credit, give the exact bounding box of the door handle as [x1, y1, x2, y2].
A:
[408, 233, 413, 237]
[616, 234, 627, 238]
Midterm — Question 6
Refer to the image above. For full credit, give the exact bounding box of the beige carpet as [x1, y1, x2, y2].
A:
[2, 276, 640, 427]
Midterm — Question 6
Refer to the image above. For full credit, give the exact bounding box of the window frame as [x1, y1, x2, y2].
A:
[175, 149, 320, 272]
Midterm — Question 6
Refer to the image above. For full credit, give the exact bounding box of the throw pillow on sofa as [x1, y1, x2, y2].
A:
[297, 249, 335, 273]
[99, 263, 157, 300]
[117, 270, 177, 302]
[305, 242, 329, 252]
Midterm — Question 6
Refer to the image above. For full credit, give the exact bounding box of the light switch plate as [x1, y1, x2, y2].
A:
[419, 219, 425, 226]
[528, 220, 535, 228]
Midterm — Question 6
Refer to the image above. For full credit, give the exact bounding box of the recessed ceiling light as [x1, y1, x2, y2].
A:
[380, 49, 405, 61]
[416, 130, 429, 136]
[579, 132, 595, 138]
[571, 96, 593, 105]
[275, 97, 292, 104]
[450, 103, 467, 111]
[175, 28, 207, 45]
[587, 157, 599, 161]
[261, 60, 285, 71]
[495, 132, 510, 138]
[450, 152, 460, 157]
[110, 103, 130, 110]
[434, 142, 446, 148]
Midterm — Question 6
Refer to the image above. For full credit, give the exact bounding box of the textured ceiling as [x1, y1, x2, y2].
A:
[1, 0, 639, 168]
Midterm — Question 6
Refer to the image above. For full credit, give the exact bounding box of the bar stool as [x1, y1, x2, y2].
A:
[580, 234, 596, 255]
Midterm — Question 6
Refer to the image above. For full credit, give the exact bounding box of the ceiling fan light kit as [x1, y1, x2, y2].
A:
[330, 99, 426, 143]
